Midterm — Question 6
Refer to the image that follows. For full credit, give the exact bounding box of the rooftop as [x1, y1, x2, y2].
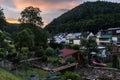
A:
[59, 48, 78, 57]
[107, 27, 120, 30]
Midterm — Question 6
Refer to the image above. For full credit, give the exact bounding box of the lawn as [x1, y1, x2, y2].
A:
[20, 68, 49, 80]
[48, 56, 60, 62]
[0, 68, 23, 80]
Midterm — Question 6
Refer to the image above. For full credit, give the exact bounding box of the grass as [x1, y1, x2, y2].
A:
[0, 68, 23, 80]
[20, 68, 49, 80]
[106, 63, 112, 67]
[48, 56, 60, 62]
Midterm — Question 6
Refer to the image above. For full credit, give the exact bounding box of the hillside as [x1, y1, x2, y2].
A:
[0, 68, 23, 80]
[5, 23, 20, 34]
[45, 1, 120, 34]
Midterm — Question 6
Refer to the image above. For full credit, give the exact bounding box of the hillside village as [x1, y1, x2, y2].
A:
[1, 26, 120, 80]
[1, 1, 120, 80]
[50, 27, 120, 46]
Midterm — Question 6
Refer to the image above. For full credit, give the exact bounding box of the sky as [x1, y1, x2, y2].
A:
[0, 0, 120, 27]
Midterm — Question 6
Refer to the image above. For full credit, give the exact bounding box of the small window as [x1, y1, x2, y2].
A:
[116, 30, 120, 33]
[108, 31, 112, 34]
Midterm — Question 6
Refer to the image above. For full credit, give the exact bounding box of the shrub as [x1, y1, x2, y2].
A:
[71, 44, 80, 50]
[0, 52, 3, 59]
[64, 71, 81, 80]
[49, 43, 64, 49]
[35, 48, 45, 57]
[0, 48, 4, 60]
[45, 47, 54, 56]
[7, 53, 17, 61]
[42, 55, 48, 62]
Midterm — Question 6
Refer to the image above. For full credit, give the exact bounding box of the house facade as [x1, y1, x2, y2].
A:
[107, 28, 120, 43]
[96, 27, 120, 46]
[49, 32, 94, 45]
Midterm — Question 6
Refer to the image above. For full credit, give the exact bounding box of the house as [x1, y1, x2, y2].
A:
[96, 30, 111, 45]
[49, 32, 94, 45]
[59, 48, 80, 63]
[66, 33, 81, 45]
[49, 33, 81, 45]
[81, 32, 94, 39]
[66, 32, 94, 45]
[96, 34, 111, 45]
[53, 33, 68, 44]
[96, 27, 120, 46]
[87, 32, 94, 39]
[107, 27, 120, 43]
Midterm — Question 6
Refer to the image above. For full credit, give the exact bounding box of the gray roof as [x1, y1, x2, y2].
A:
[107, 27, 120, 30]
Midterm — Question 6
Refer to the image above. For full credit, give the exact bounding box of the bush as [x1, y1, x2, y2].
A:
[0, 52, 3, 59]
[21, 47, 29, 52]
[55, 48, 60, 55]
[70, 44, 80, 50]
[49, 43, 64, 49]
[35, 48, 45, 57]
[45, 47, 54, 56]
[64, 71, 81, 80]
[0, 48, 4, 59]
[42, 55, 48, 62]
[7, 53, 17, 61]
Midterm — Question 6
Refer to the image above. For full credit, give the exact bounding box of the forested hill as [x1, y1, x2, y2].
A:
[45, 1, 120, 34]
[5, 23, 20, 34]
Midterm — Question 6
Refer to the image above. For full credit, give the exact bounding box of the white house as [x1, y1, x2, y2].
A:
[96, 27, 120, 46]
[49, 32, 94, 45]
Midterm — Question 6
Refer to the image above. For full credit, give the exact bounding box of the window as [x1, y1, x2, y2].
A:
[116, 30, 120, 33]
[108, 31, 112, 35]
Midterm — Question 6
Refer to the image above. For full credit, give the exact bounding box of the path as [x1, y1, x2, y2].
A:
[33, 63, 78, 72]
[52, 63, 78, 72]
[20, 57, 41, 62]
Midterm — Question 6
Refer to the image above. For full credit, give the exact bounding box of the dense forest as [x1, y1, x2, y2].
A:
[45, 1, 120, 34]
[4, 23, 19, 34]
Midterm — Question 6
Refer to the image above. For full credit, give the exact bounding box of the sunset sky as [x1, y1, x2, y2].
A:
[0, 0, 120, 27]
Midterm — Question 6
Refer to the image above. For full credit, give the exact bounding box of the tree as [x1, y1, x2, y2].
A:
[0, 31, 12, 50]
[19, 6, 49, 48]
[35, 48, 45, 57]
[19, 6, 43, 27]
[45, 1, 120, 34]
[19, 23, 49, 49]
[81, 37, 97, 52]
[0, 31, 14, 67]
[14, 28, 34, 52]
[0, 7, 6, 30]
[81, 37, 98, 64]
[70, 44, 80, 50]
[45, 47, 54, 56]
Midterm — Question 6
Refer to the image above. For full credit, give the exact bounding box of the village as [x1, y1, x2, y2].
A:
[1, 27, 120, 80]
[31, 27, 120, 80]
[1, 1, 120, 80]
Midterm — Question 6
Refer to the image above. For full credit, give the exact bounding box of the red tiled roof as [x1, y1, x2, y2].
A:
[59, 48, 78, 57]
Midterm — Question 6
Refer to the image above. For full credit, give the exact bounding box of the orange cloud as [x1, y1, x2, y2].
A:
[10, 0, 80, 25]
[12, 0, 80, 14]
[0, 0, 3, 2]
[1, 0, 80, 25]
[6, 18, 19, 24]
